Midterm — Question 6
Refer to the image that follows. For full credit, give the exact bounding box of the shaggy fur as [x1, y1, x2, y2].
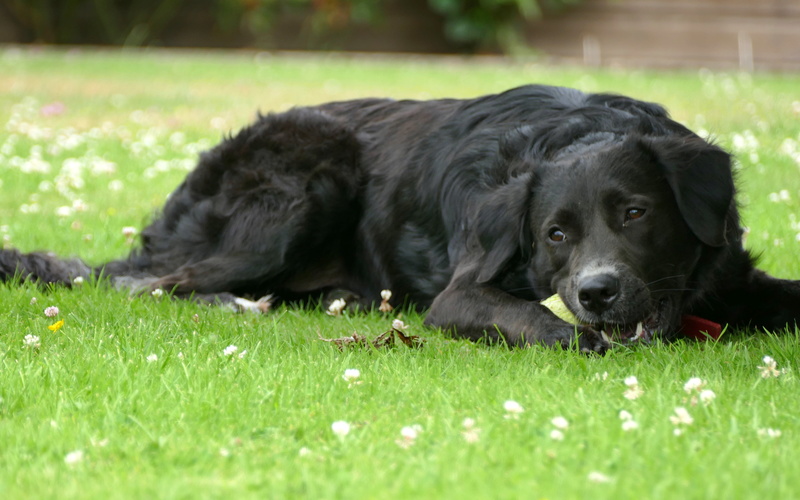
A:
[3, 85, 799, 351]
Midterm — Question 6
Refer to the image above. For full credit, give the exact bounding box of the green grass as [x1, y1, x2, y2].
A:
[1, 47, 800, 499]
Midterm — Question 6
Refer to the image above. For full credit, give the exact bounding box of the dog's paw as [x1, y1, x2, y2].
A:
[231, 295, 273, 314]
[112, 275, 160, 294]
[539, 322, 609, 354]
[575, 325, 610, 354]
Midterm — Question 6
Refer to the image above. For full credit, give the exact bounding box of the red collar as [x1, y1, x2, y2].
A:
[681, 315, 722, 341]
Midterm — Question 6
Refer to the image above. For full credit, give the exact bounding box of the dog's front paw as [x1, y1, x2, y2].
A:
[575, 325, 610, 354]
[538, 322, 609, 354]
[232, 295, 273, 314]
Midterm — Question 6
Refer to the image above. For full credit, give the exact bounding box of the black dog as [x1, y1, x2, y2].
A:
[3, 85, 799, 352]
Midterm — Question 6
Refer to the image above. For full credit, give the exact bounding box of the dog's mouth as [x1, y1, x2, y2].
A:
[587, 299, 668, 344]
[596, 314, 659, 344]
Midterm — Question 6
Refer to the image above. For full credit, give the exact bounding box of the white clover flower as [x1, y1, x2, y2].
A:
[223, 345, 238, 357]
[72, 199, 88, 212]
[621, 419, 639, 432]
[342, 368, 361, 383]
[331, 420, 351, 438]
[551, 416, 569, 430]
[379, 290, 394, 312]
[121, 226, 137, 237]
[587, 471, 612, 484]
[55, 205, 73, 217]
[392, 319, 409, 330]
[757, 428, 782, 438]
[463, 428, 480, 443]
[90, 158, 116, 175]
[503, 400, 524, 419]
[72, 276, 84, 285]
[623, 376, 644, 400]
[44, 306, 59, 317]
[669, 407, 694, 426]
[326, 298, 346, 316]
[146, 353, 158, 363]
[400, 425, 421, 440]
[151, 288, 164, 298]
[23, 334, 41, 349]
[461, 418, 480, 443]
[397, 425, 422, 448]
[624, 387, 643, 400]
[732, 134, 746, 151]
[64, 450, 84, 465]
[683, 377, 705, 393]
[549, 429, 565, 441]
[758, 355, 785, 378]
[619, 409, 639, 430]
[91, 438, 109, 448]
[169, 131, 186, 146]
[699, 389, 716, 405]
[30, 297, 38, 305]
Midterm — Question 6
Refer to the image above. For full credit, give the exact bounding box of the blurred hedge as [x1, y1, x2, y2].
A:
[0, 0, 582, 52]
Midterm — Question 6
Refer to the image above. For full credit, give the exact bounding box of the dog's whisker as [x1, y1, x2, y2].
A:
[645, 275, 686, 286]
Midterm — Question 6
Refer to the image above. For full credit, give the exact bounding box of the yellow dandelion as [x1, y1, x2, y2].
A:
[48, 319, 65, 332]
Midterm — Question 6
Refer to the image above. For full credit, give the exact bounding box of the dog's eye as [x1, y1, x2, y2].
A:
[624, 208, 646, 223]
[548, 228, 566, 242]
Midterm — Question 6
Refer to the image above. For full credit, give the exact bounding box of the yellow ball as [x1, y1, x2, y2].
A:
[540, 294, 580, 325]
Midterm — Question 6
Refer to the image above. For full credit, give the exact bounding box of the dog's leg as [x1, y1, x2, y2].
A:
[703, 270, 800, 333]
[0, 248, 91, 285]
[191, 292, 274, 313]
[150, 253, 282, 295]
[121, 108, 363, 304]
[425, 270, 609, 352]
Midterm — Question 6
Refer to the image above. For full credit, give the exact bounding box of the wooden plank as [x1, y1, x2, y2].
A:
[526, 0, 800, 70]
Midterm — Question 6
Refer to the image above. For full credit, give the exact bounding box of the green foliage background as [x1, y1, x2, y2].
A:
[0, 0, 582, 51]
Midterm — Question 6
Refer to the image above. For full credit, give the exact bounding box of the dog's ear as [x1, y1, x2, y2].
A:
[642, 136, 734, 247]
[475, 173, 534, 283]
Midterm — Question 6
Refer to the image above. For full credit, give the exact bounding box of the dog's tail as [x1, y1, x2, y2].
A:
[0, 248, 94, 286]
[0, 247, 157, 290]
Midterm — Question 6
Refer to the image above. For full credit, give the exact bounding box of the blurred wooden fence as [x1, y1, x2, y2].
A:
[526, 0, 800, 70]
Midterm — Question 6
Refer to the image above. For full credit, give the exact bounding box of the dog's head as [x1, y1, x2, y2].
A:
[476, 132, 735, 341]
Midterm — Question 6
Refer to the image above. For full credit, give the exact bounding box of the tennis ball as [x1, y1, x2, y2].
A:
[540, 294, 580, 325]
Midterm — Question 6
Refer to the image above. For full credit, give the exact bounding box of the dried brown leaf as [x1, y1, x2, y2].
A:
[318, 328, 424, 350]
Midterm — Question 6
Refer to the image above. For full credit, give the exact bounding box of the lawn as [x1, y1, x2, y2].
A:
[1, 47, 800, 499]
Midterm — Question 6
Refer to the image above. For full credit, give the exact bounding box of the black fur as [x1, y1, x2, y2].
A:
[3, 85, 799, 351]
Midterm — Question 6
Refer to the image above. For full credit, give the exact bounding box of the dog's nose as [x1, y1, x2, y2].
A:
[578, 274, 620, 314]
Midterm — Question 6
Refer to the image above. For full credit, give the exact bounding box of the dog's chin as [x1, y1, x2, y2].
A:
[576, 299, 680, 344]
